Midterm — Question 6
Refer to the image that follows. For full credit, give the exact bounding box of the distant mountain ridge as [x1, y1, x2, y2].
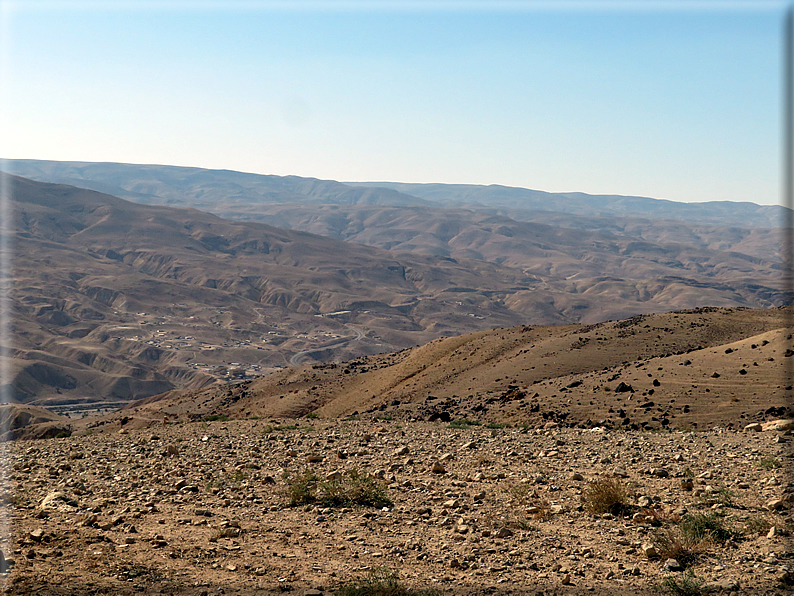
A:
[3, 158, 787, 228]
[348, 181, 787, 229]
[2, 159, 431, 209]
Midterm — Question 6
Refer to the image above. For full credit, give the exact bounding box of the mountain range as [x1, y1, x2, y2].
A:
[1, 160, 789, 412]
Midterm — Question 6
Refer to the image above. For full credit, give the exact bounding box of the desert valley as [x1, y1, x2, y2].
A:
[0, 162, 792, 595]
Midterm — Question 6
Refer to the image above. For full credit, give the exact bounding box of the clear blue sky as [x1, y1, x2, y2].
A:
[0, 1, 787, 204]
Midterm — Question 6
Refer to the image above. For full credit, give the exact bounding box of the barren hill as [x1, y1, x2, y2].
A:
[93, 306, 792, 434]
[4, 171, 790, 412]
[4, 176, 547, 410]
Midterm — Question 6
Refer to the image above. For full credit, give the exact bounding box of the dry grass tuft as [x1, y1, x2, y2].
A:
[335, 568, 441, 596]
[582, 477, 631, 516]
[283, 469, 392, 508]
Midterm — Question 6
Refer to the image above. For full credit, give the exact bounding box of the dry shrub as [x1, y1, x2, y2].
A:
[652, 512, 736, 567]
[652, 527, 710, 566]
[283, 469, 391, 508]
[335, 568, 441, 596]
[503, 481, 533, 505]
[503, 482, 550, 520]
[582, 477, 630, 516]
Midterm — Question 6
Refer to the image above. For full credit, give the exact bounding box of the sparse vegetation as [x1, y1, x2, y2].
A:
[641, 507, 682, 526]
[698, 486, 736, 507]
[263, 423, 300, 434]
[582, 477, 631, 516]
[652, 511, 736, 567]
[203, 414, 230, 422]
[758, 455, 781, 470]
[283, 469, 392, 508]
[335, 568, 441, 596]
[448, 419, 481, 429]
[743, 513, 777, 536]
[660, 570, 704, 596]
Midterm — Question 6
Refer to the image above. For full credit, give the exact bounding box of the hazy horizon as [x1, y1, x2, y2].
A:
[1, 1, 786, 205]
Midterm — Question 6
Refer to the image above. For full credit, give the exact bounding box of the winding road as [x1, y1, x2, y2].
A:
[289, 325, 365, 367]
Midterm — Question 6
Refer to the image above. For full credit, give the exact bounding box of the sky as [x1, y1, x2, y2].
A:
[0, 0, 788, 205]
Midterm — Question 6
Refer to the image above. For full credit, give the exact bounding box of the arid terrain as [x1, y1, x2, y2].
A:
[2, 167, 790, 415]
[2, 163, 793, 595]
[2, 413, 793, 595]
[1, 305, 791, 595]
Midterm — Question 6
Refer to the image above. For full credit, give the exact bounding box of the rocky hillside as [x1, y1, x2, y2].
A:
[78, 306, 792, 435]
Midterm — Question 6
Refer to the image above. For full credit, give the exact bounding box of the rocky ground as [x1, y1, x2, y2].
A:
[2, 417, 793, 595]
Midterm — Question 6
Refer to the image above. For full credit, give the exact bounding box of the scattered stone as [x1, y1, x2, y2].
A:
[765, 499, 785, 511]
[7, 413, 789, 594]
[39, 492, 78, 512]
[664, 559, 684, 572]
[641, 543, 657, 558]
[762, 419, 794, 432]
[701, 579, 739, 592]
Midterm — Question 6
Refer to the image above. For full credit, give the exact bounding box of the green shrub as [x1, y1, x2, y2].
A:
[283, 470, 320, 506]
[660, 570, 704, 596]
[652, 512, 735, 567]
[678, 511, 736, 543]
[318, 470, 392, 508]
[203, 414, 230, 422]
[448, 419, 480, 429]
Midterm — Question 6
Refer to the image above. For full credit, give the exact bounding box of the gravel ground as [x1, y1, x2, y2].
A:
[2, 418, 793, 595]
